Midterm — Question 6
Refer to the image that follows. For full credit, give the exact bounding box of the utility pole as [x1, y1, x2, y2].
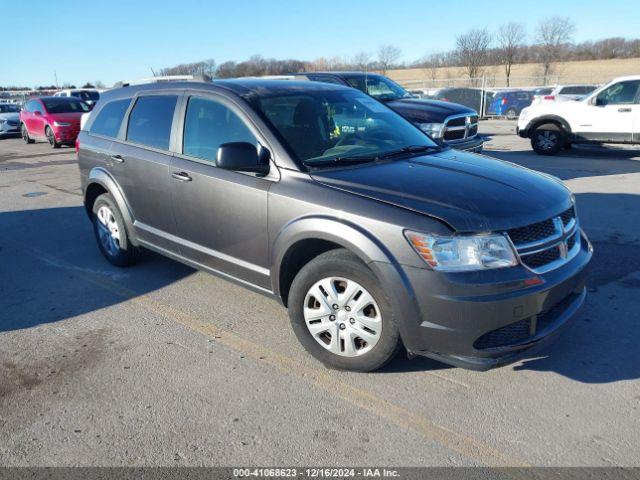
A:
[54, 70, 59, 88]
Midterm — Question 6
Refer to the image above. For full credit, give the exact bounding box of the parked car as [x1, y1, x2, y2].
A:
[78, 79, 591, 372]
[295, 72, 483, 152]
[518, 75, 640, 155]
[54, 89, 101, 107]
[20, 96, 90, 148]
[487, 90, 532, 119]
[530, 84, 598, 106]
[0, 103, 21, 136]
[429, 87, 494, 117]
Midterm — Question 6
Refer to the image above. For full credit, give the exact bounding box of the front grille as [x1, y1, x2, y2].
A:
[6, 120, 18, 126]
[444, 129, 465, 141]
[442, 114, 478, 144]
[474, 292, 580, 350]
[507, 206, 578, 272]
[521, 247, 561, 269]
[508, 218, 557, 246]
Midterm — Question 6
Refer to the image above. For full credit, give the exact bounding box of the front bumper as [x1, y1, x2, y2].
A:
[53, 125, 80, 143]
[445, 135, 484, 153]
[0, 122, 20, 135]
[375, 230, 592, 370]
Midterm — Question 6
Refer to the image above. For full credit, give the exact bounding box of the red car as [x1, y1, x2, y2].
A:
[20, 96, 90, 148]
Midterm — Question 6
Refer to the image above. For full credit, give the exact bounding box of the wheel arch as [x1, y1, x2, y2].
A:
[84, 167, 138, 245]
[528, 115, 572, 137]
[272, 215, 403, 306]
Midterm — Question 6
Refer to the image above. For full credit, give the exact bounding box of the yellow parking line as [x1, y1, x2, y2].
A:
[24, 246, 531, 467]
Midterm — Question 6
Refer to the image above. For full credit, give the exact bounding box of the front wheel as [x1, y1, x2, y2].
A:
[45, 126, 60, 149]
[505, 108, 518, 120]
[531, 124, 565, 156]
[288, 249, 401, 372]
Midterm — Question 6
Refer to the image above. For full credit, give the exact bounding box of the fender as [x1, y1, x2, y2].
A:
[86, 167, 139, 246]
[270, 215, 423, 345]
[526, 114, 573, 137]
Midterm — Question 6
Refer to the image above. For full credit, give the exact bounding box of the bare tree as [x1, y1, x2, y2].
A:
[455, 29, 492, 84]
[421, 53, 442, 84]
[352, 51, 372, 70]
[377, 44, 402, 75]
[497, 22, 526, 87]
[536, 16, 575, 84]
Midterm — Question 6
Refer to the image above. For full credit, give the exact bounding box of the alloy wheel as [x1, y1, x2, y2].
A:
[537, 131, 557, 150]
[96, 205, 121, 257]
[303, 277, 382, 357]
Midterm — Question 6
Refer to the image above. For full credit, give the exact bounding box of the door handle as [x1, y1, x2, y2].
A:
[618, 108, 632, 113]
[110, 154, 125, 163]
[171, 171, 192, 182]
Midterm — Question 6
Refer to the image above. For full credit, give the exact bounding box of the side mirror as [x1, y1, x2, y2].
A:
[216, 142, 270, 175]
[34, 110, 42, 116]
[594, 96, 605, 106]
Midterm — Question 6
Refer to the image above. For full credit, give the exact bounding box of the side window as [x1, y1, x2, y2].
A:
[126, 95, 177, 150]
[25, 100, 36, 112]
[597, 81, 640, 106]
[90, 99, 131, 137]
[33, 101, 44, 114]
[310, 75, 343, 86]
[182, 97, 256, 162]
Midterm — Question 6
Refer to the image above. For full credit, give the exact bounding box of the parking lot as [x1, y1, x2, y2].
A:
[1, 120, 639, 467]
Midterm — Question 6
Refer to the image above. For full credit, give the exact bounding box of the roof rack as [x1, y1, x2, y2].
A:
[114, 74, 212, 88]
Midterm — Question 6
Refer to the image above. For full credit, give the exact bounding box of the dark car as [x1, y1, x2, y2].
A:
[295, 72, 483, 153]
[429, 87, 494, 116]
[77, 79, 591, 372]
[487, 90, 533, 119]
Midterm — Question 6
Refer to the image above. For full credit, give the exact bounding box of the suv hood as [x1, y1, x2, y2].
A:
[310, 149, 572, 232]
[0, 112, 19, 122]
[49, 112, 84, 124]
[384, 98, 476, 123]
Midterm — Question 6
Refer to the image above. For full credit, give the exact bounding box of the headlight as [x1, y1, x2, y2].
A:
[53, 121, 71, 127]
[405, 231, 518, 271]
[417, 122, 445, 139]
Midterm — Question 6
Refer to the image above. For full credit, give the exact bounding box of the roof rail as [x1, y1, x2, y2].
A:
[114, 74, 212, 88]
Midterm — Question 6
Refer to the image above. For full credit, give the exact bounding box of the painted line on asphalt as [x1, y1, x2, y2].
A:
[23, 246, 531, 467]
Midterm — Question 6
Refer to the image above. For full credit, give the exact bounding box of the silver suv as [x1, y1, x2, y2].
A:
[78, 79, 592, 372]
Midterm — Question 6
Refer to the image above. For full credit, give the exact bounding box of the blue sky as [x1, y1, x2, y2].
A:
[3, 0, 639, 87]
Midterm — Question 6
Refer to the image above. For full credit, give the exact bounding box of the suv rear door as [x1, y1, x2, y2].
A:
[109, 92, 182, 252]
[169, 93, 272, 289]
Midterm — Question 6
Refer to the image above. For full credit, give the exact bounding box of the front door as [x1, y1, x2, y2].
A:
[576, 80, 640, 143]
[170, 95, 271, 289]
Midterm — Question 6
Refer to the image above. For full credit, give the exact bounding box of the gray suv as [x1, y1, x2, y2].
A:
[77, 79, 592, 372]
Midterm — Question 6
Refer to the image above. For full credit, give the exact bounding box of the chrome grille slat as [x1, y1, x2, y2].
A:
[442, 113, 478, 144]
[506, 206, 580, 273]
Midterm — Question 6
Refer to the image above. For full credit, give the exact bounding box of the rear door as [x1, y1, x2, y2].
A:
[576, 80, 640, 142]
[109, 93, 182, 252]
[169, 93, 272, 288]
[32, 100, 46, 138]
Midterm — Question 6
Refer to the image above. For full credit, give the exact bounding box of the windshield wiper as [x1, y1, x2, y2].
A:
[304, 154, 378, 167]
[378, 145, 441, 159]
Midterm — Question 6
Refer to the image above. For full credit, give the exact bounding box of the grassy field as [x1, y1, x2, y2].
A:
[387, 57, 640, 89]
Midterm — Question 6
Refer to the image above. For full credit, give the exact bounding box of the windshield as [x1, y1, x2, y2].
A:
[250, 88, 438, 166]
[344, 74, 412, 101]
[42, 98, 90, 114]
[0, 104, 19, 113]
[72, 90, 100, 101]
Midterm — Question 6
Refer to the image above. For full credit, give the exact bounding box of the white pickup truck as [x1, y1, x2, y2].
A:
[517, 75, 640, 155]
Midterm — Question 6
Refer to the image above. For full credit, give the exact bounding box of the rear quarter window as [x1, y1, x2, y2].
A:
[89, 98, 131, 137]
[126, 95, 178, 150]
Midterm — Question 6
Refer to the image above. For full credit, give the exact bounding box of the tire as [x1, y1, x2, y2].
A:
[45, 126, 60, 149]
[21, 124, 34, 144]
[531, 123, 565, 156]
[505, 108, 518, 120]
[92, 193, 141, 267]
[288, 249, 401, 372]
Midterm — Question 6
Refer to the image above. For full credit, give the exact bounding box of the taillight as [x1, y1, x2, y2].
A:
[75, 137, 80, 155]
[441, 98, 449, 102]
[501, 97, 507, 105]
[543, 95, 555, 101]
